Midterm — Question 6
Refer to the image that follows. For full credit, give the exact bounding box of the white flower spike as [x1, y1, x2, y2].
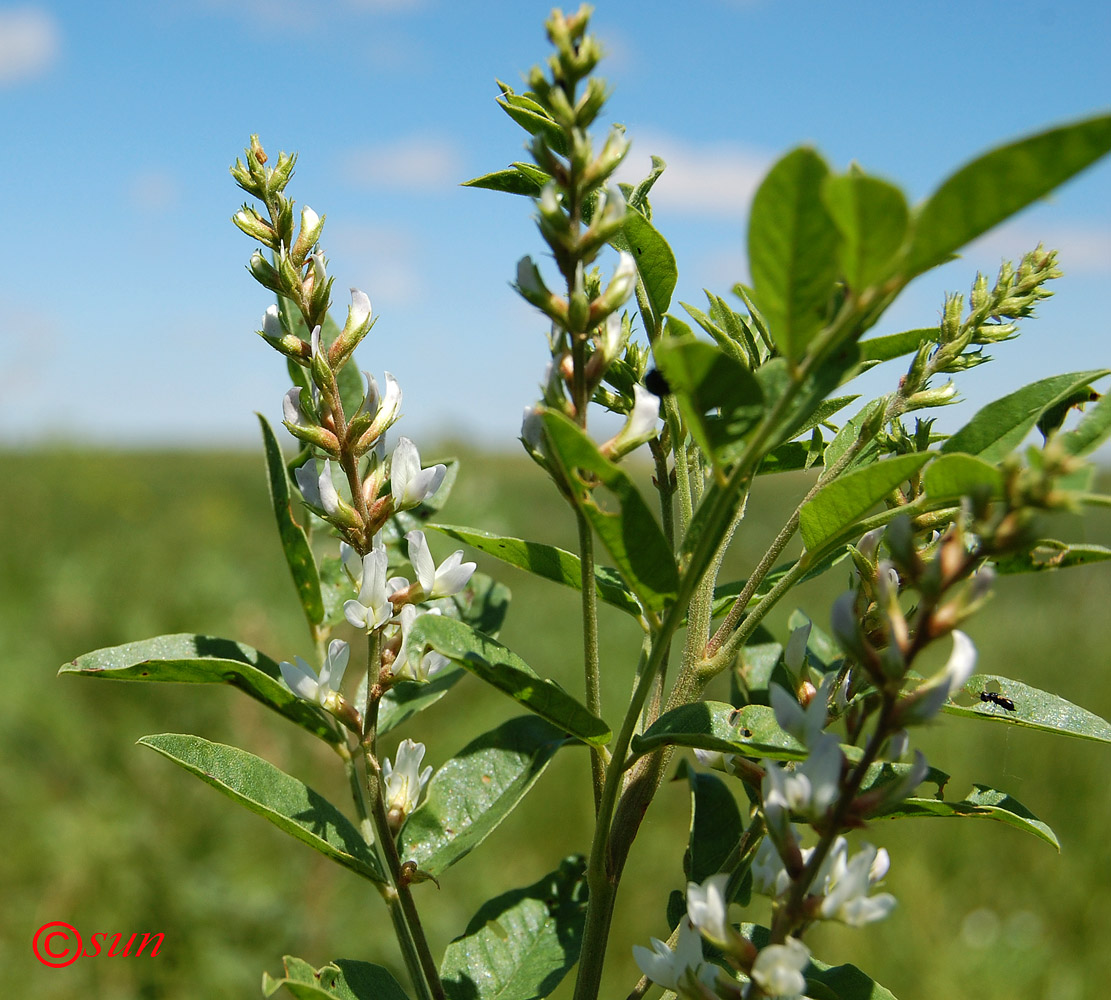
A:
[279, 639, 350, 713]
[391, 437, 447, 511]
[405, 530, 476, 599]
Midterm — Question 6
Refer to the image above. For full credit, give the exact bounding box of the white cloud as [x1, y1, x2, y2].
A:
[970, 219, 1111, 276]
[0, 7, 59, 85]
[617, 131, 771, 218]
[339, 134, 465, 193]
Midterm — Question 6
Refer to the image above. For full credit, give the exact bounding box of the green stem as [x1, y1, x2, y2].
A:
[577, 508, 606, 811]
[360, 633, 445, 1000]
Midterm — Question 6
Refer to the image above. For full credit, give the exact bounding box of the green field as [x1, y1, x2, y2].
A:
[4, 447, 1109, 999]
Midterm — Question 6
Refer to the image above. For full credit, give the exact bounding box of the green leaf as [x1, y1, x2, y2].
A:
[858, 328, 939, 363]
[427, 524, 642, 618]
[541, 412, 679, 611]
[496, 91, 568, 156]
[945, 674, 1111, 744]
[674, 759, 742, 885]
[799, 453, 932, 552]
[623, 155, 667, 217]
[942, 370, 1110, 462]
[398, 716, 570, 876]
[263, 957, 409, 1000]
[378, 665, 465, 738]
[138, 734, 384, 881]
[440, 857, 588, 1000]
[822, 399, 883, 471]
[653, 337, 765, 466]
[681, 299, 753, 368]
[60, 633, 339, 744]
[1058, 388, 1111, 456]
[611, 209, 678, 337]
[258, 414, 325, 628]
[906, 113, 1111, 275]
[630, 702, 808, 762]
[822, 173, 909, 290]
[462, 166, 546, 197]
[876, 783, 1059, 851]
[747, 147, 840, 360]
[991, 539, 1111, 575]
[406, 615, 611, 747]
[922, 453, 1003, 502]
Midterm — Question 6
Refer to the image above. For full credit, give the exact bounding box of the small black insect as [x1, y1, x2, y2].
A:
[644, 368, 671, 397]
[980, 691, 1016, 712]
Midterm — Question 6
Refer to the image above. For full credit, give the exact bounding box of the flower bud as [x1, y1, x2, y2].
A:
[249, 250, 283, 293]
[330, 288, 374, 371]
[291, 205, 326, 264]
[600, 384, 660, 460]
[589, 250, 637, 324]
[233, 207, 278, 248]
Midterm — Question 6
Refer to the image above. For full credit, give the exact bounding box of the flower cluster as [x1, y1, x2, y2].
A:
[634, 873, 814, 1000]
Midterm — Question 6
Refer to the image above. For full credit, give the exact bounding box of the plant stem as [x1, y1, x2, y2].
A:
[577, 508, 606, 811]
[360, 633, 445, 1000]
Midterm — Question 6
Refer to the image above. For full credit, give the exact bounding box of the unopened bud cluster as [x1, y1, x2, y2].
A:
[509, 7, 659, 462]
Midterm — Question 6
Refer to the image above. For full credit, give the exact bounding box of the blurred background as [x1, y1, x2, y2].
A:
[3, 1, 1110, 998]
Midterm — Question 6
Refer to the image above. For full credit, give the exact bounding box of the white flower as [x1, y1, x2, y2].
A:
[693, 747, 736, 774]
[293, 458, 338, 513]
[632, 919, 705, 992]
[686, 873, 731, 946]
[391, 437, 447, 511]
[751, 937, 810, 999]
[262, 304, 283, 340]
[770, 673, 836, 748]
[904, 630, 977, 723]
[302, 205, 320, 230]
[762, 732, 842, 832]
[521, 406, 545, 452]
[516, 255, 545, 297]
[602, 250, 636, 308]
[784, 621, 811, 676]
[383, 738, 432, 823]
[405, 530, 476, 599]
[344, 544, 395, 630]
[598, 312, 625, 363]
[310, 250, 327, 282]
[751, 836, 792, 899]
[393, 605, 451, 682]
[603, 384, 660, 458]
[818, 838, 896, 927]
[283, 387, 309, 427]
[310, 324, 323, 361]
[347, 287, 372, 329]
[279, 639, 350, 712]
[363, 370, 402, 443]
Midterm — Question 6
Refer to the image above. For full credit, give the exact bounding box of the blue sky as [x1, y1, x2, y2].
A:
[2, 0, 1109, 449]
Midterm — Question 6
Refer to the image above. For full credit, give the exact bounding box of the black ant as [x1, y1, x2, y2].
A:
[979, 691, 1016, 712]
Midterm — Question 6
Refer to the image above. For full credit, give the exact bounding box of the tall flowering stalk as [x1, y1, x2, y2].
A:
[62, 7, 1111, 1000]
